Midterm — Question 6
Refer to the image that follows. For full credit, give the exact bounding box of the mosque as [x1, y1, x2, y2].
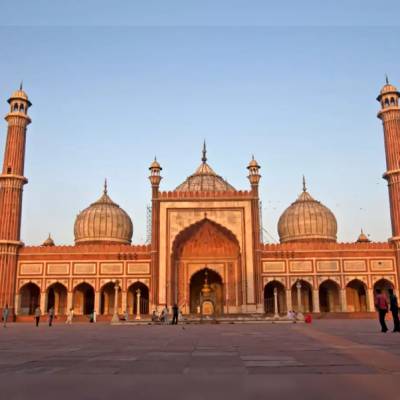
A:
[0, 79, 400, 320]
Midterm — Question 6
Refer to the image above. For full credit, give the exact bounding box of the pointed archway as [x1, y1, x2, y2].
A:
[171, 218, 241, 314]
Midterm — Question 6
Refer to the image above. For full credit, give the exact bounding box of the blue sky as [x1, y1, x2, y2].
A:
[0, 2, 399, 244]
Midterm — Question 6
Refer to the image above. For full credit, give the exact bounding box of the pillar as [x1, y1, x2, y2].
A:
[136, 288, 141, 320]
[367, 288, 375, 312]
[313, 289, 320, 313]
[296, 281, 302, 312]
[273, 287, 279, 319]
[121, 291, 127, 314]
[40, 291, 46, 313]
[94, 291, 101, 315]
[286, 289, 292, 311]
[67, 291, 73, 313]
[111, 281, 120, 323]
[340, 288, 347, 312]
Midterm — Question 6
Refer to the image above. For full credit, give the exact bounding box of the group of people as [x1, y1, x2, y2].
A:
[375, 288, 400, 333]
[151, 304, 182, 325]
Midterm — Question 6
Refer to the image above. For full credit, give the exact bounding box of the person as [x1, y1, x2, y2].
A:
[34, 306, 41, 327]
[388, 288, 400, 332]
[375, 289, 389, 332]
[66, 308, 74, 324]
[172, 304, 179, 325]
[124, 309, 129, 322]
[89, 311, 94, 323]
[48, 307, 55, 327]
[2, 304, 9, 328]
[161, 304, 169, 325]
[151, 310, 159, 323]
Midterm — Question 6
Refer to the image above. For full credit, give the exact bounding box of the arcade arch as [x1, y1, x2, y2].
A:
[46, 282, 67, 315]
[127, 282, 149, 315]
[291, 280, 313, 312]
[319, 280, 341, 312]
[346, 279, 367, 312]
[19, 282, 40, 315]
[264, 281, 286, 315]
[73, 282, 94, 315]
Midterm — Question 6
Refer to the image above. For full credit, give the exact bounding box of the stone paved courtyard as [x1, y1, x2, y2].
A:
[1, 320, 400, 399]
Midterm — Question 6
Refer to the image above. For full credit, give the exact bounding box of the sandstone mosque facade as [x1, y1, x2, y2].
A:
[0, 80, 400, 320]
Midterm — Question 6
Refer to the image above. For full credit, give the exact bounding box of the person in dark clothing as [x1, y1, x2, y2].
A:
[388, 288, 400, 332]
[48, 307, 55, 327]
[172, 304, 179, 325]
[375, 289, 389, 332]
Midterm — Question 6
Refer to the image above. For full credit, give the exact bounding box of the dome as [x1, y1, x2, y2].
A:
[42, 234, 55, 247]
[74, 182, 133, 245]
[278, 179, 337, 243]
[175, 142, 235, 192]
[149, 158, 161, 170]
[7, 84, 31, 106]
[247, 155, 260, 169]
[377, 78, 400, 101]
[357, 229, 370, 243]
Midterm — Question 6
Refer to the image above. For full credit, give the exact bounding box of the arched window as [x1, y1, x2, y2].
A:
[384, 98, 390, 107]
[13, 103, 19, 111]
[19, 103, 24, 112]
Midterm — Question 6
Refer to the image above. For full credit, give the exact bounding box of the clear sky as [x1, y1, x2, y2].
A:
[0, 2, 399, 245]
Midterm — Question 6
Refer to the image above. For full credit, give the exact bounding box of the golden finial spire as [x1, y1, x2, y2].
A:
[385, 74, 389, 85]
[202, 140, 207, 163]
[104, 178, 108, 194]
[19, 81, 23, 90]
[302, 175, 307, 192]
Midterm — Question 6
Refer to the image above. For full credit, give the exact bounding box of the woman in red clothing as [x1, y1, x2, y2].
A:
[375, 289, 389, 333]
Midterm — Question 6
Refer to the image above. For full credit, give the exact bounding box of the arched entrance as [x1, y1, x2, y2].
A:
[73, 283, 94, 315]
[373, 278, 394, 298]
[190, 268, 223, 315]
[46, 283, 67, 315]
[172, 218, 241, 314]
[100, 282, 122, 315]
[291, 280, 313, 312]
[346, 279, 367, 312]
[19, 283, 40, 315]
[264, 281, 286, 315]
[127, 282, 149, 315]
[319, 280, 341, 312]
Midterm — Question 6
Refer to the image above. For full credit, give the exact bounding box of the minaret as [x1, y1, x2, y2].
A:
[247, 155, 262, 307]
[0, 85, 32, 315]
[149, 157, 162, 307]
[377, 77, 400, 240]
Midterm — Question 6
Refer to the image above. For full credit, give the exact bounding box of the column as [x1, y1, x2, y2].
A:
[367, 288, 375, 312]
[111, 281, 120, 323]
[40, 291, 46, 313]
[14, 293, 20, 316]
[273, 288, 279, 319]
[94, 291, 101, 315]
[136, 288, 141, 320]
[67, 291, 73, 313]
[340, 289, 347, 312]
[121, 291, 127, 314]
[286, 289, 292, 311]
[296, 281, 302, 313]
[313, 289, 320, 313]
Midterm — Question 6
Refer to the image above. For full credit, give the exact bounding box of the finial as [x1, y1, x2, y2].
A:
[302, 175, 307, 192]
[252, 154, 255, 160]
[385, 74, 389, 85]
[19, 81, 23, 90]
[104, 178, 108, 194]
[202, 140, 207, 163]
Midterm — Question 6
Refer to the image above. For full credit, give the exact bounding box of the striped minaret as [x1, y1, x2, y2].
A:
[0, 85, 31, 315]
[377, 77, 400, 240]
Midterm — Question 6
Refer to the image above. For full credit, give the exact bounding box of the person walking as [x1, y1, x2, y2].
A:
[34, 306, 41, 327]
[48, 307, 55, 327]
[2, 304, 9, 328]
[172, 304, 179, 325]
[66, 308, 74, 324]
[92, 309, 96, 323]
[388, 288, 400, 332]
[375, 289, 389, 332]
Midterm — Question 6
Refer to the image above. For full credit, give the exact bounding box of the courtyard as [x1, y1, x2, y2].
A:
[0, 320, 400, 399]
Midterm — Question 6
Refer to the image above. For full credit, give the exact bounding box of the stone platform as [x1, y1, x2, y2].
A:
[1, 319, 400, 399]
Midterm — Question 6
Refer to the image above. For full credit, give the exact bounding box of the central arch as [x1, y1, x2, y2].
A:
[171, 218, 241, 314]
[189, 268, 223, 314]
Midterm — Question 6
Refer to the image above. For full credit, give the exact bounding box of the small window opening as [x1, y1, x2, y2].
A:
[13, 103, 18, 111]
[7, 167, 11, 174]
[19, 104, 24, 112]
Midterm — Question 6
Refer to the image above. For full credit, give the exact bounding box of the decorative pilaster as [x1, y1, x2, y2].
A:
[313, 289, 320, 313]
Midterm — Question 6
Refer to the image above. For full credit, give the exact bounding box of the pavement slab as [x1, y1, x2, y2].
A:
[1, 319, 400, 399]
